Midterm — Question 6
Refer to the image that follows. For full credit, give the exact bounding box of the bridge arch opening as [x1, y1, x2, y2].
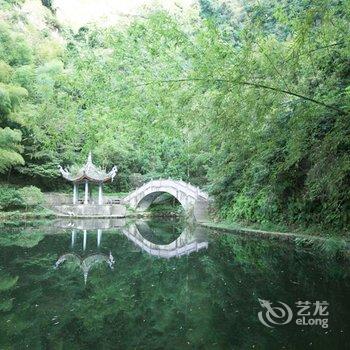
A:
[136, 191, 185, 215]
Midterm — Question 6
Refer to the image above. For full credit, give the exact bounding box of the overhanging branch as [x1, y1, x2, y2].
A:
[130, 78, 346, 115]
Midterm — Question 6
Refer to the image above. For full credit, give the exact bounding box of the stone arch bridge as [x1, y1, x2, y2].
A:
[122, 179, 209, 222]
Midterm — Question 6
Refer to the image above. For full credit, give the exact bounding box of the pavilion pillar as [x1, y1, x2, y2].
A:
[84, 180, 89, 204]
[98, 182, 103, 205]
[97, 229, 102, 247]
[73, 183, 78, 204]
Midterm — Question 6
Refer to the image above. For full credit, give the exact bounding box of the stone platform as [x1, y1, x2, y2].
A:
[53, 204, 126, 218]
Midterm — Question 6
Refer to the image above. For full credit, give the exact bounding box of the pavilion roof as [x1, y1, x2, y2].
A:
[59, 152, 117, 183]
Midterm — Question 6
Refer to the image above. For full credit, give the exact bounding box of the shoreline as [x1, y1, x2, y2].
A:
[199, 221, 350, 246]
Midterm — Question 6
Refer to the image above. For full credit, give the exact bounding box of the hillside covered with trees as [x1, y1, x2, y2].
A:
[0, 0, 349, 234]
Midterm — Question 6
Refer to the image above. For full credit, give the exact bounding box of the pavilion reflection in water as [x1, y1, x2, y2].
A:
[55, 252, 115, 284]
[54, 218, 209, 282]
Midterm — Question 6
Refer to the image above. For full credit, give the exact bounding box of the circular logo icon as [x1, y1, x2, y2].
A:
[258, 298, 293, 328]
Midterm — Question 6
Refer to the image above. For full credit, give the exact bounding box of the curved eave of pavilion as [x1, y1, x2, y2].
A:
[62, 174, 114, 184]
[59, 152, 117, 183]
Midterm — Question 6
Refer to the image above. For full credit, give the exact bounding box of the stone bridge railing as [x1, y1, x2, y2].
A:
[123, 179, 208, 202]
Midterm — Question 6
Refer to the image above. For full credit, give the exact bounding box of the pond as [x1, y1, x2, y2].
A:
[0, 218, 349, 349]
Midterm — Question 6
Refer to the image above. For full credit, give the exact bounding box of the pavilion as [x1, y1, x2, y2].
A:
[59, 152, 117, 205]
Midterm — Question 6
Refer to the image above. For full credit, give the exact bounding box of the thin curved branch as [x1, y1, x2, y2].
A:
[129, 78, 346, 115]
[286, 41, 345, 62]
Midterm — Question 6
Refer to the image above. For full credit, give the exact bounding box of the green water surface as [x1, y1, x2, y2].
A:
[0, 219, 349, 349]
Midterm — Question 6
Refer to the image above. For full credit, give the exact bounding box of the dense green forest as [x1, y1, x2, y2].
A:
[0, 0, 349, 233]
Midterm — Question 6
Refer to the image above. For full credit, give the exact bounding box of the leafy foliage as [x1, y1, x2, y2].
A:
[0, 127, 24, 172]
[0, 184, 43, 210]
[18, 185, 44, 207]
[0, 0, 348, 231]
[0, 184, 24, 210]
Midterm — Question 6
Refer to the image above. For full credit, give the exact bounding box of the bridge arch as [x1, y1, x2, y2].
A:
[122, 179, 209, 222]
[136, 190, 187, 211]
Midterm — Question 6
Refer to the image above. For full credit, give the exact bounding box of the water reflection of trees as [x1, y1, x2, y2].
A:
[0, 224, 349, 349]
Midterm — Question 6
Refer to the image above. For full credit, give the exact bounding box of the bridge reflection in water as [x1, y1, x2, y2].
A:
[54, 218, 209, 282]
[122, 222, 208, 258]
